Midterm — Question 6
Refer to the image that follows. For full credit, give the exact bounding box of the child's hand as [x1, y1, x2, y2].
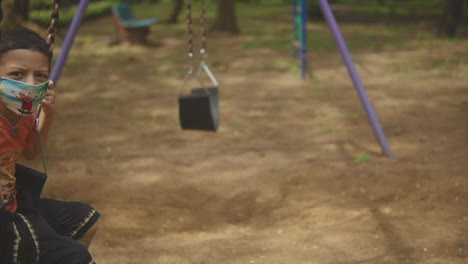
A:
[38, 80, 56, 130]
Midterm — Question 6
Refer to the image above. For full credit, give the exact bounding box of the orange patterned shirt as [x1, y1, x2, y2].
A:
[0, 115, 36, 205]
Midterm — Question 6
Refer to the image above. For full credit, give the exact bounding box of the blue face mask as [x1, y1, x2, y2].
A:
[0, 78, 49, 116]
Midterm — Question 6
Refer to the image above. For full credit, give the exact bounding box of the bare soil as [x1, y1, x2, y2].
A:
[23, 12, 468, 264]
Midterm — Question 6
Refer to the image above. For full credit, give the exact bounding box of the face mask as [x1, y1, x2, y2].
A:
[0, 78, 49, 116]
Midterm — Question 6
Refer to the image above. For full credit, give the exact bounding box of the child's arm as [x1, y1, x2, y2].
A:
[23, 81, 56, 160]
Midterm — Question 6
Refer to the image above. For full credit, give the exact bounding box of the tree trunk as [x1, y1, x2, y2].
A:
[438, 0, 464, 38]
[167, 0, 184, 24]
[212, 0, 240, 34]
[0, 0, 20, 29]
[15, 0, 29, 20]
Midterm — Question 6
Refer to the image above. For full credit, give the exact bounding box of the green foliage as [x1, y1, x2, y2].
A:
[308, 35, 335, 51]
[243, 38, 292, 50]
[236, 3, 286, 17]
[354, 153, 369, 164]
[30, 0, 120, 27]
[234, 121, 245, 133]
[31, 0, 52, 10]
[31, 0, 109, 9]
[306, 0, 448, 20]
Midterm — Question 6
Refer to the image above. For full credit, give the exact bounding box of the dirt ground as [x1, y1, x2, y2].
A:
[22, 8, 468, 264]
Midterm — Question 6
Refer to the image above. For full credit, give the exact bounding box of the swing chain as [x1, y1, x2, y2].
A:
[200, 0, 207, 58]
[180, 0, 195, 95]
[47, 0, 60, 54]
[180, 0, 218, 95]
[186, 0, 194, 60]
[197, 0, 217, 87]
[187, 0, 207, 60]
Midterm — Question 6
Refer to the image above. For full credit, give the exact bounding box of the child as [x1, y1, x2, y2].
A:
[0, 27, 100, 263]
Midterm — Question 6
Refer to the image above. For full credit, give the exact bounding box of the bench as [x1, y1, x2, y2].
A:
[111, 3, 158, 44]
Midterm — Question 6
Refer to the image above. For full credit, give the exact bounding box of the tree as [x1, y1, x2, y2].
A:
[438, 0, 465, 38]
[15, 0, 29, 20]
[0, 0, 31, 29]
[0, 0, 19, 29]
[212, 0, 240, 34]
[167, 0, 184, 24]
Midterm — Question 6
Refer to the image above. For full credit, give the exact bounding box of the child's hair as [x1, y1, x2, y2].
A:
[0, 27, 52, 63]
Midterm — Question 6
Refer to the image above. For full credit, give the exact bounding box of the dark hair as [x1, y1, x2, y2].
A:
[0, 27, 52, 63]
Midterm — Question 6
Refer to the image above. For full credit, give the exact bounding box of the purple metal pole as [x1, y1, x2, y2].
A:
[317, 0, 394, 159]
[36, 0, 89, 119]
[50, 0, 89, 84]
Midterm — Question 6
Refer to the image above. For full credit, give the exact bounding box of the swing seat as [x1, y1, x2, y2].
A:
[121, 18, 158, 29]
[15, 164, 47, 210]
[112, 3, 159, 44]
[178, 87, 219, 131]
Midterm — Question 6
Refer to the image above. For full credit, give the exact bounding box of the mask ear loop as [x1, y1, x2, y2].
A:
[34, 117, 48, 177]
[33, 0, 59, 176]
[0, 2, 9, 210]
[0, 180, 4, 210]
[0, 1, 6, 210]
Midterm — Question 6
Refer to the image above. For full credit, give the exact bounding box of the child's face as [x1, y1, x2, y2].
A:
[0, 49, 50, 85]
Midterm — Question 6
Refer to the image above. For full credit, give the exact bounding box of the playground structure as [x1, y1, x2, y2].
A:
[10, 2, 466, 262]
[111, 3, 159, 44]
[50, 0, 88, 84]
[293, 0, 308, 80]
[293, 0, 393, 159]
[46, 0, 391, 158]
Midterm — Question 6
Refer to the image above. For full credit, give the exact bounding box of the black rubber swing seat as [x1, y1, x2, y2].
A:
[178, 86, 219, 131]
[15, 164, 47, 210]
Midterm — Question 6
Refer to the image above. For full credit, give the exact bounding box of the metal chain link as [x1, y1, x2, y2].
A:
[47, 0, 60, 54]
[187, 0, 208, 59]
[186, 0, 194, 59]
[200, 0, 207, 57]
[182, 0, 217, 94]
[180, 0, 195, 94]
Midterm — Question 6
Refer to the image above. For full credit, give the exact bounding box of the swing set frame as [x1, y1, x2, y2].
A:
[0, 0, 392, 166]
[293, 0, 393, 159]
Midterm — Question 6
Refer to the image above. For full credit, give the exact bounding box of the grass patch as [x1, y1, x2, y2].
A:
[237, 3, 288, 18]
[243, 38, 292, 51]
[234, 121, 245, 133]
[308, 34, 336, 51]
[30, 1, 118, 26]
[330, 0, 451, 18]
[354, 153, 369, 164]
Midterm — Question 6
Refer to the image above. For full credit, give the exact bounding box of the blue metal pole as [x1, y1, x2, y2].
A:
[317, 0, 394, 159]
[50, 0, 90, 84]
[301, 0, 307, 80]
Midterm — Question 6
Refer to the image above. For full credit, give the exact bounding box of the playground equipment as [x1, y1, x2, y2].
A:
[293, 0, 308, 80]
[316, 0, 393, 159]
[290, 0, 393, 159]
[50, 0, 90, 85]
[178, 0, 220, 132]
[111, 3, 158, 44]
